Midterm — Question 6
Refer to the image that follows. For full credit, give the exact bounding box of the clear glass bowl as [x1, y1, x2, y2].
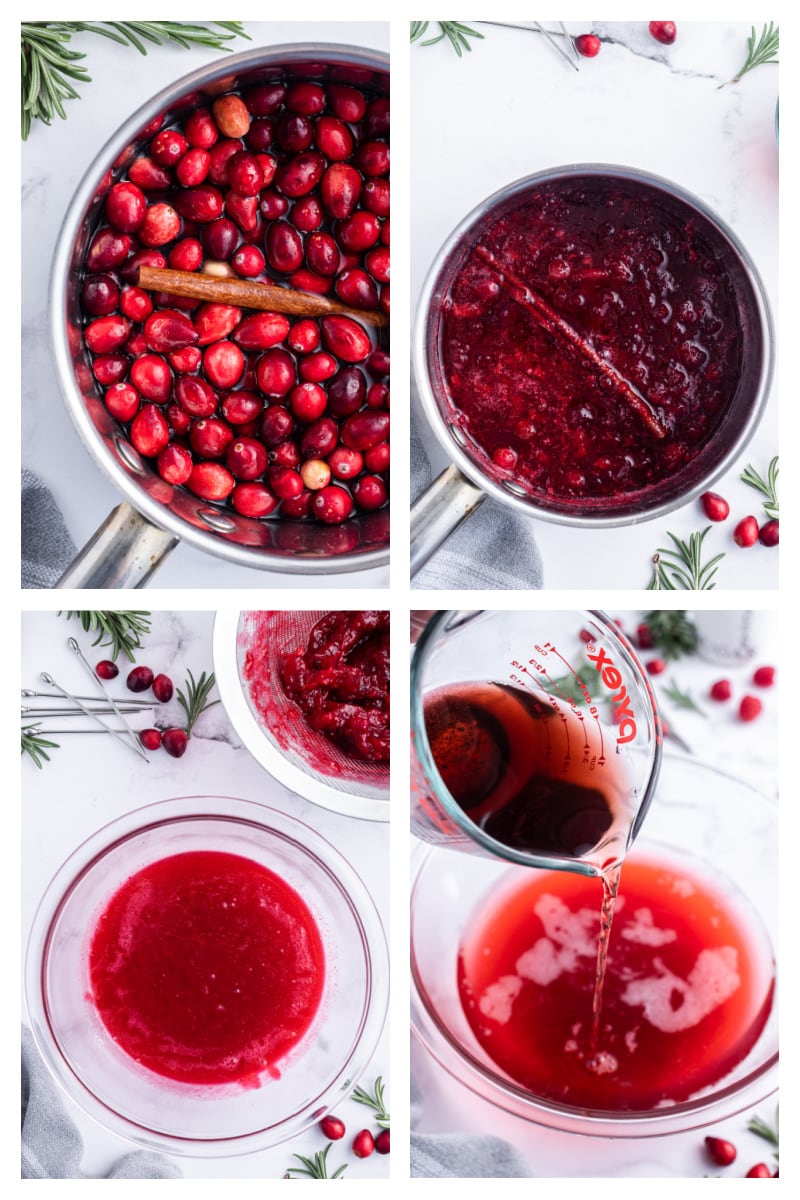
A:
[25, 797, 388, 1156]
[411, 753, 777, 1137]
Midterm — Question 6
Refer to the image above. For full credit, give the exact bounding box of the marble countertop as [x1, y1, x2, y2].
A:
[411, 606, 780, 1177]
[22, 21, 389, 591]
[411, 20, 779, 589]
[21, 610, 390, 1179]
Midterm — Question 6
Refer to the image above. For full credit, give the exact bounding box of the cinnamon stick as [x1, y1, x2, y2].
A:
[136, 265, 388, 329]
[474, 244, 668, 440]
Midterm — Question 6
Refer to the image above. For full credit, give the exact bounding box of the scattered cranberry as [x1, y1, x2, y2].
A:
[139, 728, 163, 751]
[636, 623, 653, 649]
[352, 1129, 374, 1159]
[374, 1129, 390, 1155]
[96, 660, 119, 680]
[739, 695, 763, 722]
[759, 519, 779, 547]
[127, 665, 154, 692]
[318, 1115, 345, 1140]
[649, 21, 677, 45]
[752, 666, 776, 688]
[733, 516, 759, 547]
[162, 728, 189, 758]
[745, 1164, 772, 1178]
[152, 673, 174, 703]
[578, 628, 594, 643]
[646, 658, 666, 676]
[700, 491, 730, 522]
[575, 34, 601, 57]
[709, 679, 732, 702]
[705, 1136, 737, 1167]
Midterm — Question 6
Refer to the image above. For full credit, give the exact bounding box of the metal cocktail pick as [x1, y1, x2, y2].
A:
[479, 21, 580, 71]
[39, 670, 148, 761]
[21, 688, 153, 708]
[66, 636, 150, 759]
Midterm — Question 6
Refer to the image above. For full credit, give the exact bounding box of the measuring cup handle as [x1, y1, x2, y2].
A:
[410, 464, 486, 578]
[55, 501, 179, 589]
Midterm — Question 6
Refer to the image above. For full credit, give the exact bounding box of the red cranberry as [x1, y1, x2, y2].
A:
[259, 405, 294, 445]
[365, 96, 390, 138]
[700, 491, 730, 521]
[130, 404, 170, 456]
[152, 673, 174, 703]
[233, 313, 290, 351]
[705, 1137, 737, 1167]
[221, 390, 263, 425]
[646, 658, 666, 676]
[341, 410, 390, 451]
[710, 679, 731, 701]
[226, 436, 268, 479]
[231, 244, 265, 277]
[355, 140, 389, 177]
[169, 344, 202, 373]
[105, 182, 147, 233]
[321, 315, 371, 363]
[184, 107, 219, 149]
[328, 83, 367, 122]
[301, 417, 338, 458]
[280, 489, 314, 519]
[256, 348, 296, 397]
[127, 665, 154, 692]
[127, 156, 172, 191]
[305, 231, 340, 276]
[365, 441, 390, 473]
[105, 381, 140, 422]
[194, 302, 241, 345]
[120, 286, 153, 322]
[277, 151, 325, 198]
[354, 474, 387, 510]
[338, 211, 380, 252]
[140, 728, 162, 751]
[285, 80, 326, 115]
[174, 185, 224, 223]
[321, 163, 362, 219]
[276, 112, 314, 153]
[759, 519, 779, 546]
[162, 727, 189, 758]
[245, 83, 286, 116]
[329, 446, 363, 479]
[227, 150, 263, 196]
[271, 439, 302, 468]
[739, 695, 762, 722]
[230, 192, 262, 234]
[290, 194, 324, 233]
[149, 128, 188, 166]
[368, 348, 390, 376]
[119, 248, 166, 284]
[187, 461, 235, 501]
[289, 382, 327, 422]
[745, 1164, 772, 1178]
[138, 203, 181, 247]
[245, 117, 275, 151]
[335, 268, 379, 310]
[327, 366, 366, 417]
[231, 481, 278, 517]
[374, 1129, 390, 1155]
[157, 443, 193, 484]
[352, 1129, 374, 1159]
[575, 34, 601, 57]
[130, 354, 171, 403]
[82, 274, 120, 316]
[319, 1116, 345, 1140]
[313, 485, 354, 524]
[315, 115, 354, 160]
[649, 21, 677, 45]
[85, 315, 131, 354]
[96, 660, 119, 680]
[144, 310, 198, 353]
[367, 382, 389, 408]
[268, 466, 304, 500]
[93, 355, 128, 386]
[733, 516, 759, 547]
[299, 352, 337, 383]
[166, 403, 191, 434]
[289, 268, 332, 294]
[190, 417, 234, 459]
[363, 178, 390, 217]
[175, 375, 217, 417]
[259, 189, 290, 220]
[203, 217, 239, 260]
[204, 341, 245, 390]
[207, 139, 243, 186]
[266, 221, 304, 273]
[752, 666, 776, 687]
[288, 319, 320, 354]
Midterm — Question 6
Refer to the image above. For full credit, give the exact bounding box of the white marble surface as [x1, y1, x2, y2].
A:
[21, 21, 389, 591]
[411, 20, 779, 589]
[21, 610, 390, 1179]
[411, 607, 780, 1177]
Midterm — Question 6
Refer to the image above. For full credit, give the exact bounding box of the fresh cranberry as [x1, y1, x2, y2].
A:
[105, 382, 140, 422]
[288, 268, 332, 294]
[85, 315, 131, 355]
[194, 303, 241, 346]
[739, 695, 762, 722]
[105, 182, 147, 233]
[336, 268, 379, 310]
[187, 461, 235, 501]
[233, 313, 290, 351]
[319, 1115, 345, 1140]
[203, 216, 239, 261]
[299, 352, 337, 383]
[374, 1129, 390, 1155]
[190, 417, 234, 459]
[130, 404, 169, 456]
[575, 34, 601, 57]
[259, 405, 294, 445]
[152, 673, 174, 703]
[365, 245, 390, 284]
[231, 481, 278, 517]
[338, 211, 381, 253]
[646, 658, 666, 676]
[752, 666, 776, 687]
[256, 349, 296, 397]
[96, 660, 119, 680]
[175, 375, 217, 417]
[221, 390, 263, 425]
[204, 341, 244, 390]
[365, 96, 390, 137]
[227, 436, 268, 480]
[290, 382, 327, 422]
[305, 231, 340, 276]
[733, 516, 759, 547]
[364, 442, 389, 473]
[759, 519, 779, 547]
[341, 410, 389, 451]
[277, 151, 325, 198]
[144, 310, 198, 353]
[138, 203, 181, 247]
[301, 417, 338, 458]
[268, 466, 304, 500]
[130, 355, 171, 403]
[354, 474, 387, 510]
[321, 315, 371, 363]
[328, 83, 367, 123]
[174, 185, 224, 223]
[128, 156, 172, 191]
[701, 491, 730, 521]
[81, 274, 120, 316]
[95, 356, 129, 387]
[231, 244, 265, 277]
[149, 128, 188, 166]
[352, 1129, 374, 1159]
[288, 319, 321, 354]
[272, 440, 302, 468]
[744, 1164, 772, 1178]
[259, 189, 290, 220]
[245, 116, 275, 151]
[649, 21, 677, 45]
[266, 221, 304, 272]
[313, 485, 354, 524]
[276, 112, 314, 153]
[162, 727, 189, 758]
[285, 80, 326, 115]
[300, 458, 332, 490]
[709, 679, 732, 702]
[227, 151, 263, 197]
[127, 665, 154, 693]
[320, 163, 362, 219]
[212, 93, 251, 138]
[169, 344, 202, 373]
[315, 115, 354, 161]
[705, 1137, 737, 1167]
[140, 728, 163, 751]
[157, 443, 193, 485]
[120, 286, 153, 322]
[290, 194, 324, 232]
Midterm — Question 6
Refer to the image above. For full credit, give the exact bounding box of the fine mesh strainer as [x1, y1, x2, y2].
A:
[213, 611, 389, 821]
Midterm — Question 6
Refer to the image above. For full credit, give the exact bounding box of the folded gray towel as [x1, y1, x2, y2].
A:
[21, 469, 76, 589]
[411, 392, 543, 590]
[21, 1026, 182, 1179]
[410, 1073, 532, 1178]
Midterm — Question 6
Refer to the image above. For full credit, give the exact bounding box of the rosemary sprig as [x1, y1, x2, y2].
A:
[22, 22, 249, 139]
[663, 679, 706, 717]
[724, 22, 779, 86]
[351, 1075, 390, 1129]
[22, 725, 60, 768]
[176, 670, 220, 736]
[748, 1106, 779, 1160]
[410, 21, 484, 57]
[59, 611, 151, 662]
[741, 456, 779, 520]
[642, 611, 698, 660]
[646, 528, 724, 590]
[285, 1143, 347, 1179]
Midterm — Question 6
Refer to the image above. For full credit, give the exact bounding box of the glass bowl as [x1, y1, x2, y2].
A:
[25, 797, 388, 1156]
[213, 611, 389, 821]
[411, 753, 777, 1138]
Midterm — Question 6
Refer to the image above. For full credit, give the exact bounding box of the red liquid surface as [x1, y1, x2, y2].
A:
[440, 177, 742, 503]
[424, 681, 631, 867]
[281, 610, 390, 762]
[89, 850, 325, 1086]
[457, 854, 774, 1110]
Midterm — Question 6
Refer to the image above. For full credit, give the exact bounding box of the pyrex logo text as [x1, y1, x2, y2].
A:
[586, 645, 637, 744]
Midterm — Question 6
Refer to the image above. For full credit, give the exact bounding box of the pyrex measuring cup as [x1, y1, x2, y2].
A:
[411, 610, 662, 876]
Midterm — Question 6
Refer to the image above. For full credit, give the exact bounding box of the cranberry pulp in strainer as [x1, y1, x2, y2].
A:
[438, 176, 744, 506]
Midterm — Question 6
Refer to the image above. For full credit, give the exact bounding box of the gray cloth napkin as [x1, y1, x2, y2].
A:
[410, 1077, 532, 1178]
[411, 397, 543, 590]
[22, 469, 76, 589]
[21, 1026, 182, 1179]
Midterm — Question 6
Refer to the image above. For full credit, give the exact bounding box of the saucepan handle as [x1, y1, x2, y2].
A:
[410, 464, 486, 578]
[56, 502, 179, 589]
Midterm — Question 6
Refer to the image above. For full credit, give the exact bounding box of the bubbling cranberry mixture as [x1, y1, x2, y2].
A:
[281, 610, 389, 762]
[79, 75, 389, 525]
[440, 177, 743, 503]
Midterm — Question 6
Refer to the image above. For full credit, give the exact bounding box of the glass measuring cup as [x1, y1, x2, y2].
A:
[411, 611, 662, 876]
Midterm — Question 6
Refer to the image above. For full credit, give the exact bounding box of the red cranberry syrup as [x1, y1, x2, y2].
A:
[439, 176, 742, 504]
[78, 76, 389, 526]
[458, 854, 774, 1110]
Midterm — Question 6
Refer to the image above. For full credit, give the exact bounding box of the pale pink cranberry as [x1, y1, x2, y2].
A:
[300, 458, 331, 490]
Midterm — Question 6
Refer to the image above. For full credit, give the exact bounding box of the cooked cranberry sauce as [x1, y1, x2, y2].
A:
[79, 76, 389, 525]
[439, 177, 742, 504]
